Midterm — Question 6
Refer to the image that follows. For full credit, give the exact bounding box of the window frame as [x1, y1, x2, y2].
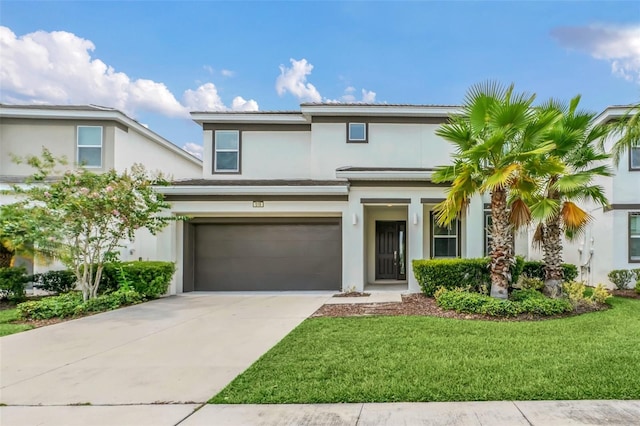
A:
[629, 147, 640, 171]
[346, 122, 368, 143]
[630, 213, 640, 263]
[213, 130, 241, 174]
[430, 212, 461, 258]
[76, 125, 103, 169]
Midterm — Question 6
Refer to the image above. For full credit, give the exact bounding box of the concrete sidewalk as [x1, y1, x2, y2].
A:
[2, 400, 639, 426]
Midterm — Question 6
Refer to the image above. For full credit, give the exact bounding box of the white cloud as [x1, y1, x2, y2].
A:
[361, 89, 376, 103]
[182, 142, 203, 159]
[0, 26, 259, 116]
[275, 58, 322, 103]
[551, 23, 640, 83]
[203, 65, 214, 74]
[231, 96, 259, 111]
[221, 69, 235, 77]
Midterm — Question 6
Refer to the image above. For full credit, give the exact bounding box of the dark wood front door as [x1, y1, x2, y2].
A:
[375, 221, 407, 280]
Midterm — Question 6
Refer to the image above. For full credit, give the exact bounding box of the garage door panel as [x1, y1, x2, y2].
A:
[191, 221, 341, 291]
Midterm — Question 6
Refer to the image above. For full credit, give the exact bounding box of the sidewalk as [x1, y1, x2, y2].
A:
[2, 400, 639, 426]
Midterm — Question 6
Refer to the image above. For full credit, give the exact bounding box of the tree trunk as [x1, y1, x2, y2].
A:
[489, 187, 512, 299]
[0, 243, 15, 268]
[542, 213, 564, 298]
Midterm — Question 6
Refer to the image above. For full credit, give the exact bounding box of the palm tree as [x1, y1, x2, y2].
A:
[608, 102, 640, 166]
[527, 96, 612, 297]
[433, 82, 561, 299]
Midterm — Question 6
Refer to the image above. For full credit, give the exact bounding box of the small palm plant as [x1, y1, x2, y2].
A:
[526, 96, 612, 297]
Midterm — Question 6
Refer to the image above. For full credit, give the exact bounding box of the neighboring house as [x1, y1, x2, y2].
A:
[562, 105, 640, 288]
[157, 103, 532, 294]
[0, 104, 202, 273]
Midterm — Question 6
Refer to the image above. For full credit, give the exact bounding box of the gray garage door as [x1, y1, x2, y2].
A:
[191, 219, 342, 291]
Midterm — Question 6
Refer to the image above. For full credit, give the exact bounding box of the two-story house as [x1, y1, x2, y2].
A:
[156, 103, 533, 294]
[0, 104, 202, 273]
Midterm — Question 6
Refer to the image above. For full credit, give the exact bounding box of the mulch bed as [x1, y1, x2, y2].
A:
[332, 292, 371, 298]
[611, 289, 640, 299]
[312, 293, 608, 322]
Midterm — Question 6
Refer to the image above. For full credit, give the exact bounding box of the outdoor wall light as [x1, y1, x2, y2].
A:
[352, 213, 358, 225]
[413, 213, 419, 225]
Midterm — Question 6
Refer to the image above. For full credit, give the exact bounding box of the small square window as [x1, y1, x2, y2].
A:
[214, 130, 240, 173]
[77, 126, 103, 168]
[630, 147, 640, 170]
[347, 123, 367, 143]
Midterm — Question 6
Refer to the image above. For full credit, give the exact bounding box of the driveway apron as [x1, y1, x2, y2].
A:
[0, 293, 331, 405]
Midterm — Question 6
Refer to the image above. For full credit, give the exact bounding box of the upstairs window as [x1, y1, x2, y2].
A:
[214, 130, 240, 173]
[431, 212, 460, 258]
[347, 122, 367, 143]
[630, 214, 640, 262]
[77, 126, 103, 168]
[630, 147, 640, 171]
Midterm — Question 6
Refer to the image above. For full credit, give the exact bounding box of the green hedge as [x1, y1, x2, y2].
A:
[95, 261, 175, 297]
[522, 262, 578, 282]
[17, 289, 143, 320]
[31, 270, 77, 294]
[435, 289, 573, 317]
[0, 267, 28, 301]
[412, 256, 525, 296]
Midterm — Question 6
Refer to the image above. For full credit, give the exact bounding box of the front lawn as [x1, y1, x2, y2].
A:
[211, 297, 640, 403]
[0, 308, 33, 337]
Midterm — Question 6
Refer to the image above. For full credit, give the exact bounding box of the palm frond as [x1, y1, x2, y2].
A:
[560, 201, 591, 239]
[509, 197, 532, 229]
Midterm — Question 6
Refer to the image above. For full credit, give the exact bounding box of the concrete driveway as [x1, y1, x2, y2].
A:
[0, 293, 331, 406]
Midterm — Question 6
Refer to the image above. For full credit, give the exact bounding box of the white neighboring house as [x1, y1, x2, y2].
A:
[562, 105, 640, 288]
[0, 104, 202, 275]
[156, 103, 535, 295]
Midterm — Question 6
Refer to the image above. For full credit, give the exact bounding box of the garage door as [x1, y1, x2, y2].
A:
[190, 219, 342, 291]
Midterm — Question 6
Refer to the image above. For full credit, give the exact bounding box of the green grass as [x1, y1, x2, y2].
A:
[0, 308, 33, 337]
[211, 297, 640, 403]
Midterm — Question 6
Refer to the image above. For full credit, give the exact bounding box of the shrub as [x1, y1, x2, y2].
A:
[435, 289, 572, 317]
[608, 270, 634, 290]
[521, 261, 578, 282]
[30, 270, 77, 294]
[98, 261, 175, 297]
[631, 268, 640, 281]
[518, 276, 544, 291]
[590, 284, 612, 304]
[413, 258, 489, 296]
[0, 267, 28, 301]
[74, 289, 143, 315]
[510, 289, 545, 302]
[563, 281, 586, 305]
[17, 292, 83, 319]
[636, 281, 640, 295]
[413, 257, 524, 296]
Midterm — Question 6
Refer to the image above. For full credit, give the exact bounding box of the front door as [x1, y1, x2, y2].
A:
[375, 221, 407, 280]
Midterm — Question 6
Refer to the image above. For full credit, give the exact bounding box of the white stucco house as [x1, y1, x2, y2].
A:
[156, 103, 533, 294]
[0, 104, 202, 273]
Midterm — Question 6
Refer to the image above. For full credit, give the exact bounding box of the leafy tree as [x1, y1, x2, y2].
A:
[527, 96, 612, 297]
[3, 149, 174, 301]
[433, 82, 561, 299]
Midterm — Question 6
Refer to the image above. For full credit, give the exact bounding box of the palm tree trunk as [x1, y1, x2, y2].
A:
[0, 243, 15, 268]
[542, 214, 564, 298]
[489, 187, 512, 299]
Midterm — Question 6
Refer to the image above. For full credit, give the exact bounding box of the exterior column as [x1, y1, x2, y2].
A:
[408, 198, 425, 293]
[465, 194, 484, 258]
[343, 200, 365, 292]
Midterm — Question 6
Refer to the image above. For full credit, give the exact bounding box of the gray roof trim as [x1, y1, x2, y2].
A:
[170, 179, 348, 186]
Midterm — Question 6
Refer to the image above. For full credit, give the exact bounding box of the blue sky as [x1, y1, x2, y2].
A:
[1, 1, 639, 158]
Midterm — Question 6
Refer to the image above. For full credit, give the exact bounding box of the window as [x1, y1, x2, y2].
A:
[483, 209, 515, 256]
[431, 212, 459, 258]
[214, 130, 240, 173]
[347, 122, 367, 143]
[630, 214, 640, 262]
[77, 126, 103, 168]
[630, 147, 640, 171]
